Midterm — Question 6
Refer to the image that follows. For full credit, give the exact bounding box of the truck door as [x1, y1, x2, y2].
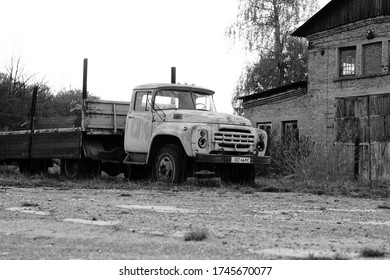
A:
[124, 91, 153, 156]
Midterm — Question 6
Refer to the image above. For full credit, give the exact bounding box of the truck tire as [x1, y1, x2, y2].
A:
[153, 144, 185, 184]
[61, 159, 85, 179]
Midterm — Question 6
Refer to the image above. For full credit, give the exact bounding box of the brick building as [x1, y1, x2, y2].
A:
[240, 0, 390, 179]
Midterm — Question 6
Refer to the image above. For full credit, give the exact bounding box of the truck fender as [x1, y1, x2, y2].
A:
[146, 131, 192, 164]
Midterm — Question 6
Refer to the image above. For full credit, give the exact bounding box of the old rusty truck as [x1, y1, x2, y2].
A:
[0, 65, 270, 183]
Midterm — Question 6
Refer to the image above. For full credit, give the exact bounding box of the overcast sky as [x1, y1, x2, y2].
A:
[1, 0, 330, 113]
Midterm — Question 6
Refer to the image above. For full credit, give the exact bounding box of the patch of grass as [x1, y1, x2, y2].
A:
[240, 187, 255, 194]
[0, 164, 19, 175]
[184, 227, 208, 242]
[304, 253, 348, 260]
[360, 248, 386, 258]
[112, 224, 124, 232]
[1, 161, 389, 199]
[254, 178, 390, 199]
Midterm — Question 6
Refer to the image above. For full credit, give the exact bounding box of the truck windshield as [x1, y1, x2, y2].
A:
[154, 90, 216, 112]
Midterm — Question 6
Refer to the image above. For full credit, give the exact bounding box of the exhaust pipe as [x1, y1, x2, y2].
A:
[171, 67, 176, 84]
[82, 58, 88, 99]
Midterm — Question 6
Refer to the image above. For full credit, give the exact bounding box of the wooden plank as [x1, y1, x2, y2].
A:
[30, 131, 82, 159]
[386, 115, 390, 140]
[35, 116, 80, 129]
[0, 134, 30, 159]
[85, 114, 127, 132]
[335, 99, 344, 118]
[84, 100, 129, 132]
[346, 99, 355, 118]
[371, 116, 385, 141]
[359, 117, 369, 143]
[86, 100, 129, 115]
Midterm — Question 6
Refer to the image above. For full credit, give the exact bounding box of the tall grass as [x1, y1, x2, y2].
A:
[266, 134, 354, 181]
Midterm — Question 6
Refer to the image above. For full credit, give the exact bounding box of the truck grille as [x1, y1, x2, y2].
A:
[213, 129, 255, 149]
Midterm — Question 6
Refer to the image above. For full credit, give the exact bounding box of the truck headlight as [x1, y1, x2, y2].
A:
[198, 129, 208, 149]
[256, 133, 265, 152]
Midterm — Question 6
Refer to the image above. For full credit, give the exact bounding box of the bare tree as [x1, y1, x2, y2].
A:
[3, 55, 35, 98]
[227, 0, 318, 114]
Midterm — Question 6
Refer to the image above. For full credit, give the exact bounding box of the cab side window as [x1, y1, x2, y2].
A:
[134, 91, 151, 111]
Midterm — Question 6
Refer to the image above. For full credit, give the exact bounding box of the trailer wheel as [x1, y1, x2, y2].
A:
[61, 159, 85, 179]
[153, 144, 185, 183]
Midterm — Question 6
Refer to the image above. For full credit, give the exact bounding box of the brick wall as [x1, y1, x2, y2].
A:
[244, 89, 314, 139]
[243, 16, 390, 145]
[306, 15, 390, 143]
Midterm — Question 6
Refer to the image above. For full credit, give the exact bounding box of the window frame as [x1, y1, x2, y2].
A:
[282, 120, 299, 142]
[339, 46, 357, 77]
[133, 91, 152, 112]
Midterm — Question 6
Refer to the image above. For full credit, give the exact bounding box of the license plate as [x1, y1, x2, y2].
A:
[231, 157, 251, 163]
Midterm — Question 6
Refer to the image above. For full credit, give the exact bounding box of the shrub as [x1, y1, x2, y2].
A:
[360, 248, 386, 258]
[184, 227, 208, 242]
[263, 133, 354, 181]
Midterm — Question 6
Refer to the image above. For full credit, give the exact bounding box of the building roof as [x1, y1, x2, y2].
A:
[238, 81, 307, 102]
[292, 0, 390, 37]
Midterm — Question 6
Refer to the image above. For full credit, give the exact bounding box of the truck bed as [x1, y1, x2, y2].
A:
[84, 99, 130, 134]
[0, 99, 130, 160]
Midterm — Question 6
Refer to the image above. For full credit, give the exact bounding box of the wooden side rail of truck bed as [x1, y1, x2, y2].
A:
[84, 99, 130, 134]
[0, 98, 130, 177]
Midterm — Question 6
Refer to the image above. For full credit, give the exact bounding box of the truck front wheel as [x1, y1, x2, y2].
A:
[153, 144, 185, 184]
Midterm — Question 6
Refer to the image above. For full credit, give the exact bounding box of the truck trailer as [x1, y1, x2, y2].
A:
[0, 62, 270, 183]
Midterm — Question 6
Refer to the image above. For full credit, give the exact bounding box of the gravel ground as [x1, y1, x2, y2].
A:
[0, 178, 389, 260]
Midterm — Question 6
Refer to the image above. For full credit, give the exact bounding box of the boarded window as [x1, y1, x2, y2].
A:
[335, 94, 390, 180]
[282, 120, 298, 141]
[335, 94, 390, 143]
[363, 42, 382, 75]
[339, 47, 356, 76]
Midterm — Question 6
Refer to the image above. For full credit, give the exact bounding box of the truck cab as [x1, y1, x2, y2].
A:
[124, 83, 270, 183]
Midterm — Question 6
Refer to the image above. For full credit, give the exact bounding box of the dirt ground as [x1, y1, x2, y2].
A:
[0, 175, 389, 260]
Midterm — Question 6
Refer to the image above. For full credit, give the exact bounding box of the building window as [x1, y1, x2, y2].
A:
[363, 42, 382, 75]
[257, 122, 272, 136]
[282, 120, 298, 141]
[339, 47, 356, 76]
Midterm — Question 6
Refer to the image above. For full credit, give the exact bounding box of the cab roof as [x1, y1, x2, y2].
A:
[133, 83, 215, 95]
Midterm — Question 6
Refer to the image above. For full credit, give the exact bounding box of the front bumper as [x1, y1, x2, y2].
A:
[195, 154, 271, 165]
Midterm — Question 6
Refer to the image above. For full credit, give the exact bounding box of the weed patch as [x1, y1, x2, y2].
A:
[21, 202, 39, 207]
[304, 253, 347, 260]
[360, 248, 386, 258]
[184, 227, 208, 242]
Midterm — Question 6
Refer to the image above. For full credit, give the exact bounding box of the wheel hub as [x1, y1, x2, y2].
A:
[158, 156, 173, 182]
